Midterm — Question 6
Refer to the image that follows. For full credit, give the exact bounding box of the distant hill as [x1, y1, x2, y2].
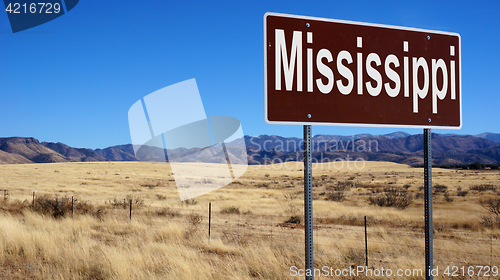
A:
[380, 131, 411, 139]
[94, 145, 138, 161]
[0, 149, 32, 164]
[0, 132, 498, 166]
[0, 137, 133, 164]
[243, 133, 499, 166]
[476, 132, 500, 143]
[0, 137, 66, 163]
[41, 142, 105, 162]
[358, 134, 497, 154]
[463, 145, 500, 163]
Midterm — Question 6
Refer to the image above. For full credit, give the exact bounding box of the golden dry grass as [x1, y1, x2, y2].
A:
[0, 161, 499, 279]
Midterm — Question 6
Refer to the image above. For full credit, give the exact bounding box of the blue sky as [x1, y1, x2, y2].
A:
[1, 0, 499, 149]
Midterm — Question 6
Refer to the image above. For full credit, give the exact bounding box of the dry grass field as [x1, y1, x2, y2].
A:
[0, 161, 499, 279]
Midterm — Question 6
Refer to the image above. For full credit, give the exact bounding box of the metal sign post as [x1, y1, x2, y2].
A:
[264, 13, 461, 280]
[303, 125, 314, 280]
[424, 128, 433, 279]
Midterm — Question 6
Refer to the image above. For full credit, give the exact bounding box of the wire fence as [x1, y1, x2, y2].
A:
[1, 188, 500, 270]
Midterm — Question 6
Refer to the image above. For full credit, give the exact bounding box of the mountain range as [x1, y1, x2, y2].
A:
[0, 132, 499, 166]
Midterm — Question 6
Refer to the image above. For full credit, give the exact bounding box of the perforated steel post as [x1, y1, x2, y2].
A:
[424, 128, 433, 280]
[303, 125, 313, 280]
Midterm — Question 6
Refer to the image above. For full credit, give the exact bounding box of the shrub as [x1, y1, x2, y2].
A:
[184, 212, 203, 239]
[480, 215, 500, 228]
[444, 192, 453, 203]
[325, 191, 346, 202]
[141, 184, 156, 189]
[156, 207, 180, 217]
[220, 206, 240, 214]
[182, 198, 198, 206]
[343, 249, 365, 265]
[156, 194, 167, 200]
[457, 190, 469, 197]
[469, 162, 482, 170]
[128, 196, 144, 206]
[259, 182, 270, 188]
[0, 199, 29, 215]
[188, 212, 203, 227]
[32, 195, 93, 218]
[34, 196, 68, 218]
[337, 180, 354, 190]
[283, 193, 300, 215]
[107, 196, 144, 209]
[327, 180, 354, 192]
[479, 198, 500, 216]
[434, 184, 448, 193]
[284, 215, 301, 224]
[94, 208, 105, 221]
[471, 184, 497, 192]
[367, 187, 413, 209]
[338, 214, 360, 226]
[72, 198, 94, 214]
[107, 198, 126, 208]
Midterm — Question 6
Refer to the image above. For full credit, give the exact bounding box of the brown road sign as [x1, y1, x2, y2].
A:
[264, 13, 461, 129]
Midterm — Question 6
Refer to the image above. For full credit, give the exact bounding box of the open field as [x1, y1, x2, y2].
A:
[0, 161, 500, 279]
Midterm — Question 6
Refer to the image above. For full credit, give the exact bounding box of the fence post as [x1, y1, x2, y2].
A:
[3, 190, 6, 200]
[71, 196, 74, 217]
[270, 214, 273, 247]
[32, 191, 35, 208]
[365, 216, 368, 267]
[238, 212, 241, 242]
[208, 202, 212, 241]
[129, 199, 132, 220]
[316, 225, 319, 253]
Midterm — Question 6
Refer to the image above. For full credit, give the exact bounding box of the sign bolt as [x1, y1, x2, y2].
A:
[427, 35, 430, 40]
[306, 23, 310, 27]
[307, 114, 311, 118]
[428, 118, 431, 122]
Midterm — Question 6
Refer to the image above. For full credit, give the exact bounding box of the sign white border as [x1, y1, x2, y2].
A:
[264, 12, 462, 129]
